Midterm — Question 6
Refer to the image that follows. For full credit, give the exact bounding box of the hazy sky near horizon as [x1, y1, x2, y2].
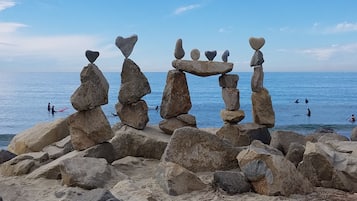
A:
[1, 0, 357, 72]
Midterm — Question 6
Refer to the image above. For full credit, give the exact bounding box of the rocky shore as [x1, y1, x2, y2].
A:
[1, 122, 357, 201]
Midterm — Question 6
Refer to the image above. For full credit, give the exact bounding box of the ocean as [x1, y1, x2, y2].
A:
[1, 71, 357, 150]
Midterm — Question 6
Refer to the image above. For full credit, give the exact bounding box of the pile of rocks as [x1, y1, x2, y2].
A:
[68, 50, 114, 151]
[114, 35, 151, 130]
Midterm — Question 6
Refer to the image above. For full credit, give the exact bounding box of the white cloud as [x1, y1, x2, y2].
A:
[325, 22, 357, 33]
[301, 43, 357, 60]
[0, 22, 27, 33]
[174, 4, 200, 15]
[0, 0, 15, 11]
[218, 26, 233, 33]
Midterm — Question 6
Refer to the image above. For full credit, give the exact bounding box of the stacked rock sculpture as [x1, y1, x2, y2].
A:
[159, 39, 196, 134]
[249, 37, 275, 128]
[215, 73, 248, 146]
[114, 34, 151, 130]
[68, 50, 114, 150]
[159, 38, 235, 134]
[218, 74, 245, 124]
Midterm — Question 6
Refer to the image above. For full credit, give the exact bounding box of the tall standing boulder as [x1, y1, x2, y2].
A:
[160, 70, 192, 119]
[251, 88, 275, 128]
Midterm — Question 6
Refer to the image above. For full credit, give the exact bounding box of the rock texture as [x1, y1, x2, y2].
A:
[8, 118, 69, 155]
[237, 140, 313, 196]
[70, 64, 109, 111]
[118, 59, 151, 105]
[251, 88, 275, 128]
[172, 59, 233, 76]
[155, 161, 206, 196]
[68, 107, 113, 151]
[161, 127, 242, 172]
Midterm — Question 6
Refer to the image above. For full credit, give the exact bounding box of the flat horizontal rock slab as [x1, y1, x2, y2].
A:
[172, 60, 233, 77]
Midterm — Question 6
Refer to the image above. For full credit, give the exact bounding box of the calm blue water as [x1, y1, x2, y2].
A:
[1, 72, 357, 149]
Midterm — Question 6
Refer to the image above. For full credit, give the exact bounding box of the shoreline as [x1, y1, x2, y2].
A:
[1, 123, 355, 151]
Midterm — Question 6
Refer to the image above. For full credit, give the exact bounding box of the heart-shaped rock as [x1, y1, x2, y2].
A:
[249, 37, 265, 50]
[85, 50, 100, 63]
[205, 50, 217, 61]
[115, 34, 138, 58]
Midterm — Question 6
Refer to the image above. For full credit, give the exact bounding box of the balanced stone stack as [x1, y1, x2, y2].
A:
[68, 50, 114, 151]
[159, 39, 196, 134]
[218, 74, 245, 124]
[114, 34, 151, 130]
[249, 37, 275, 128]
[159, 39, 235, 134]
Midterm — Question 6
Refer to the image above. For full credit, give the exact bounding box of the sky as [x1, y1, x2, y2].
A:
[1, 0, 357, 72]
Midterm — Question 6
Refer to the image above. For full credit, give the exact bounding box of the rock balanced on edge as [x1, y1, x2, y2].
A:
[115, 34, 151, 130]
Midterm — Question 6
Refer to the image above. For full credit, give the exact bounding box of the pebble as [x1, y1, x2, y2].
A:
[190, 49, 200, 60]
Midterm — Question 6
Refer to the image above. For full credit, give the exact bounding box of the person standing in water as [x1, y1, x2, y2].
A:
[350, 114, 356, 122]
[51, 105, 56, 115]
[48, 103, 51, 112]
[307, 108, 311, 117]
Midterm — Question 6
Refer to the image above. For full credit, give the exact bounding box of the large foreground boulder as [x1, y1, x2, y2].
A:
[8, 118, 69, 155]
[110, 125, 170, 160]
[297, 141, 357, 192]
[59, 157, 127, 190]
[237, 140, 313, 196]
[161, 127, 242, 172]
[155, 161, 206, 196]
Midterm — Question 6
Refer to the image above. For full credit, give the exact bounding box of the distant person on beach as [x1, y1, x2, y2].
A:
[51, 105, 56, 115]
[295, 99, 299, 103]
[48, 103, 51, 112]
[350, 114, 356, 122]
[307, 108, 311, 117]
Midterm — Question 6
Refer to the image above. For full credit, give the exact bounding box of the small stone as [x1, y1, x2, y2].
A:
[221, 50, 229, 62]
[249, 37, 265, 50]
[190, 49, 200, 60]
[85, 50, 99, 64]
[205, 50, 217, 61]
[115, 34, 138, 58]
[174, 38, 185, 59]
